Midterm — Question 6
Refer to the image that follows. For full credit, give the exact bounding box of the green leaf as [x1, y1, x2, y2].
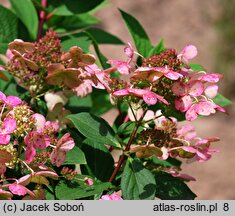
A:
[148, 39, 165, 57]
[190, 63, 205, 72]
[61, 33, 91, 52]
[147, 157, 182, 167]
[213, 94, 232, 107]
[56, 181, 112, 199]
[86, 28, 124, 45]
[48, 0, 105, 16]
[10, 0, 38, 39]
[0, 5, 18, 47]
[0, 43, 8, 54]
[64, 146, 86, 165]
[52, 14, 100, 31]
[84, 31, 109, 69]
[155, 171, 196, 200]
[121, 158, 156, 200]
[65, 95, 92, 113]
[67, 112, 121, 148]
[90, 89, 113, 115]
[81, 139, 114, 181]
[119, 9, 153, 57]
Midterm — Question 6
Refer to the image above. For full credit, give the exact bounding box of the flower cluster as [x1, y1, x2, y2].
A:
[6, 30, 108, 98]
[104, 43, 226, 181]
[0, 91, 76, 199]
[108, 44, 225, 121]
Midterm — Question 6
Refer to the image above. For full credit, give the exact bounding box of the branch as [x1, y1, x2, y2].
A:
[36, 0, 48, 41]
[109, 109, 147, 182]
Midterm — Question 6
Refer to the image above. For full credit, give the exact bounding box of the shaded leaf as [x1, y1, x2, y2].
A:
[48, 0, 105, 16]
[56, 181, 112, 199]
[86, 28, 124, 44]
[90, 89, 113, 115]
[84, 31, 109, 69]
[65, 95, 92, 113]
[10, 0, 38, 39]
[155, 171, 196, 200]
[0, 5, 18, 47]
[81, 139, 114, 181]
[121, 158, 156, 200]
[52, 14, 100, 31]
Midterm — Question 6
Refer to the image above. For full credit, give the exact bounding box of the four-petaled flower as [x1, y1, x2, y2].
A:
[112, 88, 169, 105]
[0, 117, 17, 145]
[51, 133, 75, 167]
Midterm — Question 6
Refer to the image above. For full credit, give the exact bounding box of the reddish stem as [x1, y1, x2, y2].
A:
[36, 0, 48, 41]
[108, 110, 147, 182]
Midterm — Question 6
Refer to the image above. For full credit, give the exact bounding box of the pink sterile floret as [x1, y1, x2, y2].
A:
[51, 133, 75, 167]
[0, 91, 22, 106]
[0, 117, 17, 145]
[24, 131, 51, 162]
[100, 193, 123, 200]
[9, 184, 28, 196]
[178, 45, 198, 62]
[112, 88, 169, 106]
[107, 60, 132, 75]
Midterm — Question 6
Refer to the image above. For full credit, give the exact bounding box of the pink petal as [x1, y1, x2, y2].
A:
[195, 101, 216, 116]
[32, 113, 46, 131]
[175, 95, 192, 112]
[50, 150, 66, 167]
[128, 88, 148, 96]
[172, 81, 187, 96]
[107, 60, 132, 74]
[109, 193, 123, 200]
[73, 80, 93, 97]
[204, 84, 218, 99]
[5, 96, 22, 106]
[198, 73, 223, 83]
[112, 89, 129, 97]
[0, 134, 11, 145]
[180, 45, 198, 60]
[0, 92, 7, 101]
[187, 80, 204, 96]
[181, 146, 198, 153]
[185, 105, 198, 121]
[177, 125, 195, 136]
[100, 195, 112, 200]
[155, 94, 169, 105]
[85, 178, 94, 186]
[2, 117, 16, 133]
[215, 105, 226, 113]
[164, 71, 183, 80]
[24, 146, 36, 163]
[143, 91, 157, 105]
[58, 133, 75, 151]
[124, 43, 134, 60]
[9, 184, 28, 196]
[25, 132, 50, 149]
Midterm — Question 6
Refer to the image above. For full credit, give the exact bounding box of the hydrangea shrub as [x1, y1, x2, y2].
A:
[0, 0, 232, 200]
